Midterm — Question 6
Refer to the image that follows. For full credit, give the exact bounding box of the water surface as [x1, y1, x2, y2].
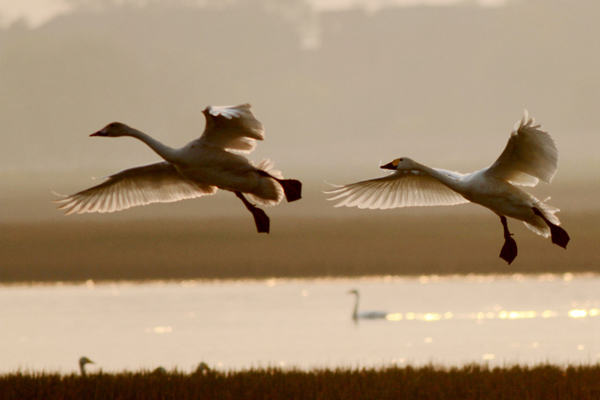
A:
[1, 274, 599, 374]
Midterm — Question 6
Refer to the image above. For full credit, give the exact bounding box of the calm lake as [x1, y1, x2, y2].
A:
[1, 274, 600, 374]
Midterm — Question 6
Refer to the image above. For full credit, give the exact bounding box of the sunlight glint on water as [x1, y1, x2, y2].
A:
[1, 274, 599, 373]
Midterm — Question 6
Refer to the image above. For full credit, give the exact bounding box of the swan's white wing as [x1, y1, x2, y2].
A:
[326, 171, 469, 209]
[485, 111, 558, 186]
[199, 104, 265, 153]
[56, 162, 217, 215]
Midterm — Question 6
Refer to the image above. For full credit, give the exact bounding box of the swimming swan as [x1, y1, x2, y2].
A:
[79, 356, 94, 376]
[326, 111, 569, 264]
[55, 104, 302, 233]
[348, 289, 388, 321]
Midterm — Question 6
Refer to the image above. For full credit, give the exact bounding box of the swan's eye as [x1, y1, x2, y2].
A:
[399, 158, 403, 162]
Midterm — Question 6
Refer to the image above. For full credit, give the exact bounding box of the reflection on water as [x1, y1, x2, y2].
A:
[385, 307, 600, 322]
[1, 274, 599, 373]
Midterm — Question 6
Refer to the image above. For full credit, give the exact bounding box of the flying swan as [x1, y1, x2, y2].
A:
[326, 111, 569, 264]
[55, 104, 302, 233]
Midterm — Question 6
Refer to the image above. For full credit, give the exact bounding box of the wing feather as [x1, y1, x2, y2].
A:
[199, 103, 265, 153]
[326, 171, 469, 210]
[485, 110, 558, 186]
[56, 162, 217, 214]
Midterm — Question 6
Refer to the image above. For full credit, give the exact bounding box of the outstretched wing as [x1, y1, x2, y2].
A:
[55, 162, 217, 215]
[199, 103, 265, 153]
[485, 110, 558, 186]
[325, 170, 469, 210]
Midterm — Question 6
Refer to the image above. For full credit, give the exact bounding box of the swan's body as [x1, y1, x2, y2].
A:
[56, 104, 302, 233]
[79, 356, 94, 376]
[327, 111, 569, 264]
[348, 289, 388, 322]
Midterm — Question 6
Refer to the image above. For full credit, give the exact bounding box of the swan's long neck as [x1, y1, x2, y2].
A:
[352, 293, 359, 321]
[79, 361, 86, 376]
[413, 161, 463, 192]
[125, 128, 180, 164]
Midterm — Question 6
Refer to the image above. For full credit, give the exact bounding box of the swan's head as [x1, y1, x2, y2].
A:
[347, 289, 359, 296]
[381, 157, 417, 171]
[79, 356, 94, 367]
[79, 356, 94, 376]
[91, 122, 133, 138]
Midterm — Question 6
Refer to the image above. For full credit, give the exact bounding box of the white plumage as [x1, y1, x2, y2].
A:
[56, 104, 302, 233]
[327, 111, 569, 264]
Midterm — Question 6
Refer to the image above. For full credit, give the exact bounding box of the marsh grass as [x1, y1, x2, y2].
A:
[2, 364, 600, 400]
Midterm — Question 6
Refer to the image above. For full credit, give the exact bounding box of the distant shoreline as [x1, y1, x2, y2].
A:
[1, 213, 598, 283]
[0, 271, 596, 287]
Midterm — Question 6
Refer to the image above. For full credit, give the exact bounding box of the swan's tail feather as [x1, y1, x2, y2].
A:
[247, 158, 285, 207]
[523, 197, 560, 238]
[255, 159, 283, 179]
[255, 159, 302, 202]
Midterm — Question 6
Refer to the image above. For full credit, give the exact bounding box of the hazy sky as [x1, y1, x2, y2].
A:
[0, 0, 506, 27]
[1, 0, 598, 222]
[0, 0, 69, 27]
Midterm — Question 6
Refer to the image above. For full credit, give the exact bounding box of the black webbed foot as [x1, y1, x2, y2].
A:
[249, 206, 270, 234]
[499, 235, 518, 264]
[256, 170, 302, 202]
[277, 179, 302, 202]
[549, 223, 570, 248]
[499, 215, 518, 264]
[235, 192, 270, 234]
[532, 207, 570, 249]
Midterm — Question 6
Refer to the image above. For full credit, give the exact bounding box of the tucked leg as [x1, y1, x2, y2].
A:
[235, 192, 270, 234]
[499, 215, 518, 265]
[532, 207, 570, 249]
[257, 170, 302, 202]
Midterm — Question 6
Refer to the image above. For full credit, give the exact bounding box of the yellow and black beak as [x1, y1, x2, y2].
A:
[380, 160, 398, 170]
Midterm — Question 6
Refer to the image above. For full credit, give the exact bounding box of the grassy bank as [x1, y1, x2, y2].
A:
[2, 364, 600, 399]
[1, 211, 599, 283]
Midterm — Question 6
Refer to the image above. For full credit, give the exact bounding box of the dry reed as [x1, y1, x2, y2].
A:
[2, 364, 600, 400]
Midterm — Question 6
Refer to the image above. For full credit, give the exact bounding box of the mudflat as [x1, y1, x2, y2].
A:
[1, 211, 597, 283]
